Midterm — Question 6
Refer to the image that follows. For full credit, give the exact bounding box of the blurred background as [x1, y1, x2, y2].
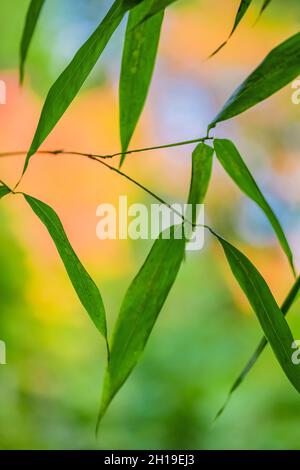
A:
[0, 0, 299, 450]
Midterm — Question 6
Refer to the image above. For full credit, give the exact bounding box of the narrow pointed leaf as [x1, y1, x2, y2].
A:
[214, 233, 300, 397]
[214, 139, 295, 275]
[20, 0, 46, 84]
[209, 32, 300, 130]
[209, 0, 252, 58]
[216, 276, 300, 419]
[98, 226, 185, 426]
[23, 0, 143, 175]
[138, 0, 179, 24]
[187, 142, 214, 224]
[24, 194, 107, 339]
[259, 0, 272, 16]
[119, 1, 164, 165]
[0, 185, 11, 199]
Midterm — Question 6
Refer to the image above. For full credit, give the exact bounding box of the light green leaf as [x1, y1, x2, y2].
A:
[214, 232, 300, 397]
[209, 32, 300, 130]
[209, 0, 253, 58]
[187, 142, 214, 224]
[119, 0, 164, 165]
[214, 139, 295, 275]
[20, 0, 46, 84]
[23, 0, 143, 175]
[138, 0, 179, 23]
[24, 194, 108, 341]
[216, 276, 300, 419]
[97, 225, 185, 427]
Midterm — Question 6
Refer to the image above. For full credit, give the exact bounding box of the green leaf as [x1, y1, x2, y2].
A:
[187, 142, 214, 224]
[215, 276, 300, 419]
[0, 185, 11, 199]
[259, 0, 272, 16]
[214, 232, 300, 398]
[119, 0, 164, 165]
[23, 0, 143, 175]
[97, 225, 185, 427]
[24, 194, 108, 341]
[20, 0, 46, 84]
[209, 0, 253, 58]
[209, 32, 300, 130]
[214, 139, 295, 275]
[138, 0, 179, 23]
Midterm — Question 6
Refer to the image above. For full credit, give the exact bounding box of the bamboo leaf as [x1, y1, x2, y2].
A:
[259, 0, 272, 16]
[24, 194, 108, 340]
[23, 0, 143, 175]
[119, 0, 164, 165]
[138, 0, 179, 23]
[209, 0, 253, 58]
[97, 226, 185, 427]
[214, 139, 295, 275]
[187, 142, 214, 224]
[216, 276, 300, 419]
[0, 185, 11, 199]
[209, 32, 300, 130]
[97, 142, 213, 427]
[20, 0, 46, 84]
[214, 233, 300, 397]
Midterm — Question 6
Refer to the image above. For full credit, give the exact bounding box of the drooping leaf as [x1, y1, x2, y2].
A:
[209, 32, 300, 130]
[137, 0, 179, 24]
[97, 140, 214, 427]
[97, 225, 185, 427]
[24, 194, 108, 341]
[259, 0, 272, 16]
[215, 276, 300, 419]
[213, 232, 300, 398]
[187, 142, 214, 224]
[0, 185, 11, 199]
[119, 0, 164, 165]
[23, 0, 143, 175]
[214, 139, 295, 275]
[209, 0, 253, 58]
[20, 0, 46, 84]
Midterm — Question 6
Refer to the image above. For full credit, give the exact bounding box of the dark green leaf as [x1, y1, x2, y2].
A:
[138, 0, 179, 24]
[214, 233, 300, 398]
[209, 32, 300, 129]
[97, 225, 185, 427]
[119, 0, 164, 165]
[24, 194, 108, 340]
[214, 139, 295, 275]
[216, 276, 300, 419]
[0, 185, 11, 199]
[20, 0, 46, 84]
[230, 0, 252, 34]
[23, 0, 143, 175]
[187, 142, 214, 224]
[259, 0, 272, 16]
[209, 0, 252, 58]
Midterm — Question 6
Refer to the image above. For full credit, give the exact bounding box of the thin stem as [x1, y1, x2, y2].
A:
[0, 151, 202, 229]
[101, 136, 212, 158]
[0, 135, 212, 160]
[85, 154, 199, 228]
[0, 136, 213, 226]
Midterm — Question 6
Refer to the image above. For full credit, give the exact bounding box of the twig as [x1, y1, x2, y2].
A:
[0, 136, 213, 226]
[0, 135, 212, 160]
[0, 151, 205, 229]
